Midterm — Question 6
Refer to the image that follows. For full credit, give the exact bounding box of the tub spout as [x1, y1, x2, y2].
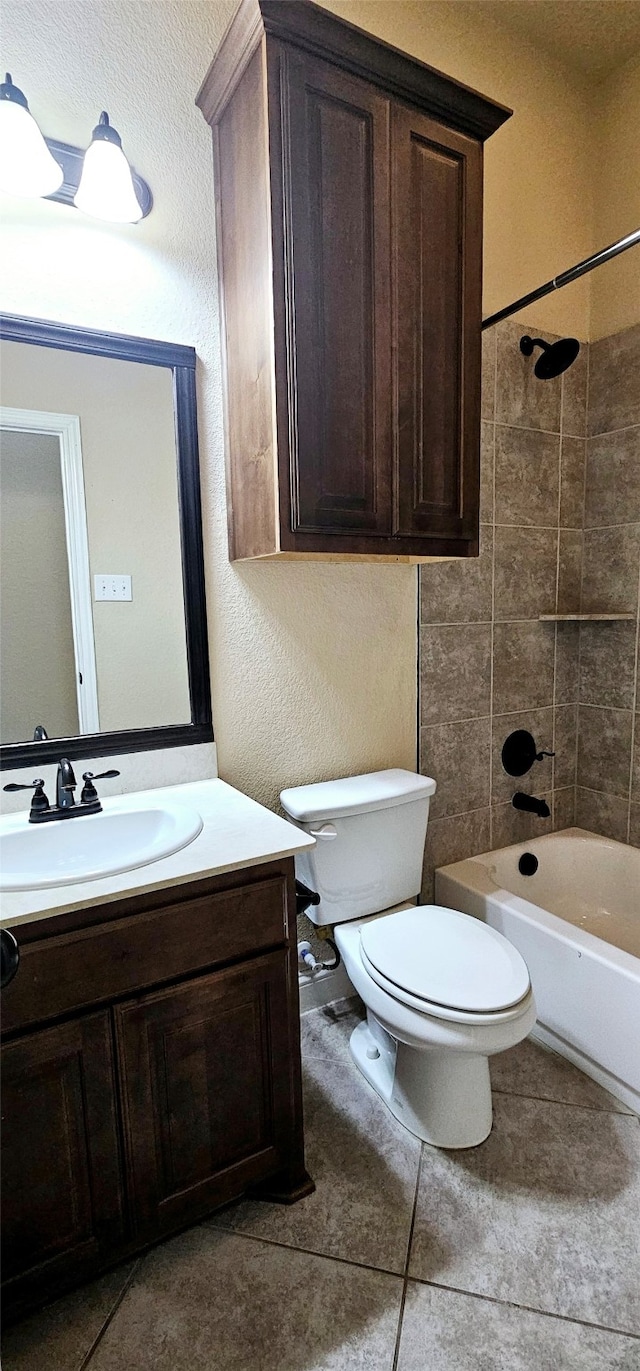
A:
[512, 791, 550, 819]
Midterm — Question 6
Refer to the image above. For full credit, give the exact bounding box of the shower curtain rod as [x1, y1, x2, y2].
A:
[482, 226, 640, 331]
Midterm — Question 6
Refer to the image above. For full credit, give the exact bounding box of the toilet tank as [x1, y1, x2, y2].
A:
[280, 769, 436, 926]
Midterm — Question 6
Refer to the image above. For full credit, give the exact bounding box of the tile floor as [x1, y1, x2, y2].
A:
[3, 997, 640, 1371]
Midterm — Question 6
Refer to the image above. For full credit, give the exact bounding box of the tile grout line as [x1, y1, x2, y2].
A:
[79, 1257, 143, 1370]
[204, 1218, 405, 1283]
[408, 1275, 640, 1343]
[488, 337, 497, 849]
[574, 343, 590, 814]
[491, 1084, 634, 1115]
[391, 1145, 425, 1371]
[626, 553, 640, 841]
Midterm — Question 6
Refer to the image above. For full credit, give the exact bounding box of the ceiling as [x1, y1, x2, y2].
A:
[480, 0, 640, 80]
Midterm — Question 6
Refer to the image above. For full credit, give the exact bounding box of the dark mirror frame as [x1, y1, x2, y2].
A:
[0, 313, 213, 769]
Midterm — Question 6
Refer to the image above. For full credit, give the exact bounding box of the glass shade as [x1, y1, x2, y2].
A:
[74, 137, 143, 223]
[0, 97, 63, 198]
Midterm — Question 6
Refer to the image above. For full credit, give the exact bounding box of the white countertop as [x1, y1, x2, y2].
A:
[0, 779, 315, 929]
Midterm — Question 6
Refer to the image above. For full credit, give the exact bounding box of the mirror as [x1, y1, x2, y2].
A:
[0, 314, 212, 768]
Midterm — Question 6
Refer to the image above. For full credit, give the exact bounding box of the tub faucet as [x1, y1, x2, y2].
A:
[512, 791, 550, 819]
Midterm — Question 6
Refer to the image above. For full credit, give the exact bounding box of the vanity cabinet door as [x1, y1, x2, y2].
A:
[1, 1012, 125, 1313]
[115, 951, 295, 1240]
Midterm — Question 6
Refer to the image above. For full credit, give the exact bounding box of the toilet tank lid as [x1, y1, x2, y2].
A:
[280, 769, 436, 823]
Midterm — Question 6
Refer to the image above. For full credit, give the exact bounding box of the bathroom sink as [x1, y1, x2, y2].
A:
[0, 802, 203, 891]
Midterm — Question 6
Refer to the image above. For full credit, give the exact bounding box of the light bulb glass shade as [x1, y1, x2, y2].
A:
[74, 137, 143, 223]
[0, 98, 63, 197]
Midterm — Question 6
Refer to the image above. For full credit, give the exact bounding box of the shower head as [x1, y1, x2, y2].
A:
[520, 334, 580, 379]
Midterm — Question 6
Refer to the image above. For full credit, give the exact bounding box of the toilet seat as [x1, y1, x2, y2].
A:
[359, 905, 532, 1025]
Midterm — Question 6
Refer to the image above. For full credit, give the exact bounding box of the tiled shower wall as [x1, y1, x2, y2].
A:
[419, 319, 587, 899]
[419, 318, 640, 898]
[575, 321, 640, 845]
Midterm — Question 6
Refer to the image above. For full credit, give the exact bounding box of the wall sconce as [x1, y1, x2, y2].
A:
[0, 74, 152, 222]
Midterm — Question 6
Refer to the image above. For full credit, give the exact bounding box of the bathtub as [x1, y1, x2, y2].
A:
[435, 828, 640, 1114]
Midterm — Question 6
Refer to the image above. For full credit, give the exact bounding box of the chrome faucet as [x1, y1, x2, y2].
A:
[56, 758, 77, 810]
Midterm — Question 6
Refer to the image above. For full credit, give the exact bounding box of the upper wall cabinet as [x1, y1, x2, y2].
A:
[198, 0, 510, 562]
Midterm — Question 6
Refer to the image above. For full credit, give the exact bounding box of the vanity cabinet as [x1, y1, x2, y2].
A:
[1, 859, 312, 1321]
[197, 0, 510, 562]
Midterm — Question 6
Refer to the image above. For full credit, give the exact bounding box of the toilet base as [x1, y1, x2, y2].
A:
[350, 1017, 493, 1148]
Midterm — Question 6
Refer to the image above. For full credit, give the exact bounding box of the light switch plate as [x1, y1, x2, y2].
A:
[94, 574, 132, 602]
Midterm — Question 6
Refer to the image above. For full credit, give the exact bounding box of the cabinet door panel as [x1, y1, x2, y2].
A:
[393, 103, 482, 542]
[275, 45, 392, 537]
[1, 1013, 124, 1304]
[115, 952, 293, 1238]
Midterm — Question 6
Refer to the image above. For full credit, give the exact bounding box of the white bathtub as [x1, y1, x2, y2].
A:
[436, 828, 640, 1113]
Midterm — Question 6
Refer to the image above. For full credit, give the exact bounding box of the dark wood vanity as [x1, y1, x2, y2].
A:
[1, 857, 312, 1322]
[198, 0, 511, 562]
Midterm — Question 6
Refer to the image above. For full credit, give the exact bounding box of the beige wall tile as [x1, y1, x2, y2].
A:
[588, 322, 640, 436]
[581, 525, 640, 614]
[494, 527, 557, 621]
[492, 622, 555, 714]
[577, 706, 633, 797]
[575, 788, 629, 843]
[481, 328, 496, 422]
[579, 622, 637, 710]
[495, 321, 562, 432]
[584, 426, 640, 528]
[495, 427, 560, 527]
[561, 344, 588, 438]
[422, 808, 491, 902]
[554, 624, 580, 704]
[553, 704, 578, 790]
[480, 420, 495, 524]
[632, 716, 640, 803]
[557, 530, 583, 613]
[559, 437, 585, 528]
[420, 527, 493, 625]
[420, 624, 492, 726]
[629, 802, 640, 848]
[420, 718, 490, 819]
[553, 787, 576, 830]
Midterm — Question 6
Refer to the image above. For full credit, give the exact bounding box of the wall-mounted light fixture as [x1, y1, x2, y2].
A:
[0, 74, 152, 222]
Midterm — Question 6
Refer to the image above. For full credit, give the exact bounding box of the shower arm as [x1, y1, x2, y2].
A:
[482, 226, 640, 332]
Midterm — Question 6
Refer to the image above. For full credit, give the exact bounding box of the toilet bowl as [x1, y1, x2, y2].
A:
[335, 906, 535, 1147]
[281, 769, 536, 1149]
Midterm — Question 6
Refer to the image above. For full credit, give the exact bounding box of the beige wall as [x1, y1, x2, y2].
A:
[590, 54, 640, 341]
[1, 0, 636, 811]
[1, 342, 190, 732]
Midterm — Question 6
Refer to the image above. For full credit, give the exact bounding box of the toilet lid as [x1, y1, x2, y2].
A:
[359, 906, 530, 1013]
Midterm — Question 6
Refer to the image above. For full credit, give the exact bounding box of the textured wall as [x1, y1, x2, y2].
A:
[576, 322, 640, 844]
[0, 0, 417, 813]
[419, 318, 588, 897]
[590, 55, 640, 341]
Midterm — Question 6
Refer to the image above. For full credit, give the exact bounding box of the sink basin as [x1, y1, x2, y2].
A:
[0, 802, 203, 891]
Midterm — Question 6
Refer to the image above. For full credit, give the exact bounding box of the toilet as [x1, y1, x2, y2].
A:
[281, 769, 536, 1149]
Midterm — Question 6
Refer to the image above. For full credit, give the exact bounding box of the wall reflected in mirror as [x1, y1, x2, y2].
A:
[0, 340, 191, 745]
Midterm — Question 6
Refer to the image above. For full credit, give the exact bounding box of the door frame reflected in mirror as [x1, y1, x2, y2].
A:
[0, 313, 213, 769]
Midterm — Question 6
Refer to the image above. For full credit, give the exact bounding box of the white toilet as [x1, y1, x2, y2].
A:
[281, 769, 536, 1149]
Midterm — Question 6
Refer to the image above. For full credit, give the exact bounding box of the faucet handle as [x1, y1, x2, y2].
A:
[80, 769, 120, 803]
[3, 779, 50, 815]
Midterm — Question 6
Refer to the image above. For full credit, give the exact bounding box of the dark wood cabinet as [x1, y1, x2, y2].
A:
[1, 859, 312, 1321]
[115, 952, 295, 1239]
[1, 1013, 124, 1311]
[198, 0, 510, 562]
